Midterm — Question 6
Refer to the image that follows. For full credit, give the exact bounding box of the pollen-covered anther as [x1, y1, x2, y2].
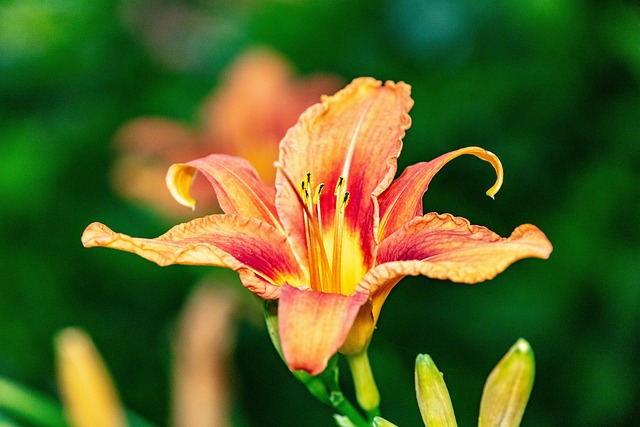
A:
[334, 176, 345, 196]
[313, 183, 325, 204]
[341, 192, 350, 213]
[299, 180, 309, 203]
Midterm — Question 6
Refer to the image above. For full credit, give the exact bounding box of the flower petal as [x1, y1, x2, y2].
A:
[338, 274, 394, 356]
[112, 155, 219, 220]
[360, 213, 552, 322]
[166, 154, 282, 231]
[202, 48, 342, 186]
[378, 147, 503, 241]
[111, 118, 215, 219]
[278, 284, 368, 375]
[81, 215, 305, 299]
[276, 77, 413, 270]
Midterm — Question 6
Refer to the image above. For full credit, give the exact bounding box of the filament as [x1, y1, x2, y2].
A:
[331, 177, 348, 293]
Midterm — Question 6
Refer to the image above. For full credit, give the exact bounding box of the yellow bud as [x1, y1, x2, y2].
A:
[55, 328, 127, 427]
[478, 338, 535, 427]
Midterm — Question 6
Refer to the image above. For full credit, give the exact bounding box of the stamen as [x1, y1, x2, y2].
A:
[341, 192, 350, 213]
[300, 180, 310, 204]
[331, 176, 348, 293]
[334, 176, 345, 196]
[277, 166, 333, 292]
[314, 183, 325, 240]
[303, 173, 328, 291]
[305, 173, 314, 216]
[313, 183, 331, 289]
[313, 183, 325, 205]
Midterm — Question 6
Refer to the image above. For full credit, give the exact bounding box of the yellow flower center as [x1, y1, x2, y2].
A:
[288, 172, 349, 293]
[299, 172, 350, 295]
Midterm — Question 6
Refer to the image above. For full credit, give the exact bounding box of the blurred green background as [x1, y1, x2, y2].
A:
[1, 0, 639, 425]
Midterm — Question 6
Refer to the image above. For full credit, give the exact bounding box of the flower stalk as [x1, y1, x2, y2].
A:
[347, 350, 380, 417]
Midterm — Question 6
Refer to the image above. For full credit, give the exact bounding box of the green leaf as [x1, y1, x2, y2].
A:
[0, 377, 68, 427]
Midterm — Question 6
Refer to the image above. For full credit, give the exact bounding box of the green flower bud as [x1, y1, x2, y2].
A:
[478, 338, 535, 427]
[415, 354, 458, 427]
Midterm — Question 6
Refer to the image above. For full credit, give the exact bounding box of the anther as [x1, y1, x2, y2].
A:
[341, 192, 350, 213]
[300, 180, 306, 199]
[334, 176, 345, 196]
[313, 183, 325, 205]
[331, 178, 349, 293]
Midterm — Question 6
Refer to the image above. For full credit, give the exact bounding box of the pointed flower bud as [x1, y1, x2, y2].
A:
[415, 354, 458, 427]
[478, 338, 535, 427]
[55, 328, 127, 427]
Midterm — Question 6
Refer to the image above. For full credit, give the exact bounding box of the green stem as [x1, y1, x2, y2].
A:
[330, 391, 370, 427]
[347, 350, 381, 419]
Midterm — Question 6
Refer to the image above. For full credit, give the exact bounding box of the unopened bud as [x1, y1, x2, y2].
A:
[478, 338, 535, 427]
[55, 328, 127, 427]
[414, 354, 458, 427]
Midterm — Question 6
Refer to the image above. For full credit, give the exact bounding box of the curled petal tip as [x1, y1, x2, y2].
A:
[481, 149, 503, 199]
[81, 222, 113, 248]
[166, 163, 198, 210]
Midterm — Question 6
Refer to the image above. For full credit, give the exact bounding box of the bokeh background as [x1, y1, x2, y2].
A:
[1, 0, 639, 426]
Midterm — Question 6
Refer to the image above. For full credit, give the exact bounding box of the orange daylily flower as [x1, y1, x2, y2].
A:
[82, 78, 552, 375]
[111, 47, 341, 218]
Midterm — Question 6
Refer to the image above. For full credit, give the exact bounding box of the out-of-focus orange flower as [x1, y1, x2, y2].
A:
[111, 47, 342, 218]
[83, 78, 552, 379]
[172, 284, 239, 427]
